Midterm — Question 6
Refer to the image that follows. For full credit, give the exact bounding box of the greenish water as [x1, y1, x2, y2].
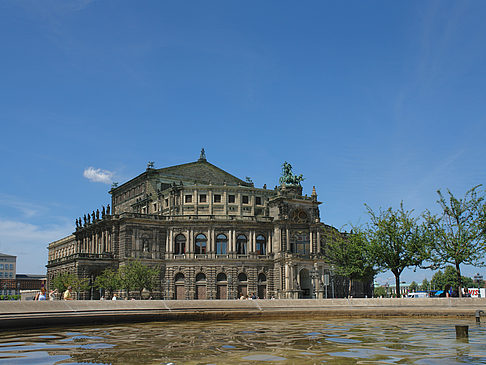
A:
[0, 318, 485, 364]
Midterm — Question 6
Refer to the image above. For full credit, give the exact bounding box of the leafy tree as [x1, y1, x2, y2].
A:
[71, 276, 91, 297]
[431, 270, 444, 291]
[374, 286, 387, 298]
[119, 260, 161, 299]
[431, 266, 475, 294]
[321, 227, 377, 297]
[50, 272, 77, 293]
[409, 281, 418, 292]
[420, 278, 430, 292]
[50, 272, 89, 299]
[94, 268, 121, 298]
[425, 185, 486, 297]
[366, 202, 428, 297]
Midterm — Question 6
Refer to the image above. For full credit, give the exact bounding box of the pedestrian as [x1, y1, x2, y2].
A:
[63, 286, 73, 300]
[48, 289, 58, 300]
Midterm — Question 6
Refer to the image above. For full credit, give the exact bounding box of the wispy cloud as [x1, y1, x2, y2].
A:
[0, 194, 44, 218]
[0, 219, 73, 274]
[83, 167, 114, 184]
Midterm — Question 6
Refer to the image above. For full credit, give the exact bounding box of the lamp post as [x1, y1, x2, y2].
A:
[474, 273, 483, 297]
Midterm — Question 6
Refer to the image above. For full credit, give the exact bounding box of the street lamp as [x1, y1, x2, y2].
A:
[474, 273, 483, 297]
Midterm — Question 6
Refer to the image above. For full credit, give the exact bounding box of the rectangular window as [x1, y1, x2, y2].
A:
[242, 195, 249, 204]
[0, 264, 3, 270]
[165, 198, 169, 206]
[185, 195, 193, 203]
[0, 272, 2, 278]
[228, 195, 235, 203]
[214, 194, 221, 203]
[153, 203, 157, 211]
[199, 194, 207, 203]
[255, 196, 262, 205]
[10, 264, 13, 270]
[9, 272, 12, 278]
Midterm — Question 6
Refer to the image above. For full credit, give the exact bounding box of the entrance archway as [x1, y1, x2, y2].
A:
[216, 272, 227, 299]
[257, 273, 267, 299]
[174, 272, 185, 300]
[299, 268, 312, 298]
[195, 272, 207, 299]
[237, 272, 248, 298]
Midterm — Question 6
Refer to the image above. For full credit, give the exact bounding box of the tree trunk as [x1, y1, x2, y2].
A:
[348, 278, 352, 298]
[455, 262, 463, 298]
[395, 274, 401, 298]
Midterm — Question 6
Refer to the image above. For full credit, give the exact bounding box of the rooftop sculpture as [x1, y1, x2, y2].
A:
[279, 161, 304, 186]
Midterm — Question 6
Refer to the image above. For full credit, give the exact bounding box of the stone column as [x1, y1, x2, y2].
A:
[209, 189, 213, 215]
[317, 230, 321, 253]
[309, 230, 314, 254]
[286, 227, 290, 252]
[210, 228, 215, 255]
[251, 231, 256, 253]
[168, 229, 173, 255]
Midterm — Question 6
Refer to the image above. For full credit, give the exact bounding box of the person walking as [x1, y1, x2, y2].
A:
[63, 286, 73, 300]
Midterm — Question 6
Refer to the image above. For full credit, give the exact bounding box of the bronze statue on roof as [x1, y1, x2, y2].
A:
[279, 161, 304, 186]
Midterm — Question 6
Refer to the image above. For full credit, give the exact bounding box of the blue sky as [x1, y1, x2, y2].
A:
[0, 1, 485, 285]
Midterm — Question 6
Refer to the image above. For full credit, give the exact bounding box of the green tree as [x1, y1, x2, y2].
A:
[120, 260, 161, 299]
[366, 203, 428, 298]
[321, 227, 377, 297]
[425, 185, 486, 297]
[431, 270, 444, 291]
[374, 286, 387, 298]
[50, 272, 77, 293]
[50, 272, 89, 299]
[94, 268, 121, 298]
[409, 281, 418, 292]
[71, 276, 90, 297]
[431, 266, 475, 294]
[420, 278, 430, 292]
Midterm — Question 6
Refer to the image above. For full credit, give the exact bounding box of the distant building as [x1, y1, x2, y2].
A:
[47, 152, 372, 299]
[0, 253, 17, 295]
[16, 274, 47, 291]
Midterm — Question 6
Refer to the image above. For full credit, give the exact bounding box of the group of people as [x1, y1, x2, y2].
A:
[34, 286, 72, 301]
[239, 292, 258, 300]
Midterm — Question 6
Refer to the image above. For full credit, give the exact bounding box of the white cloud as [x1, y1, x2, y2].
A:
[0, 219, 73, 274]
[83, 167, 114, 184]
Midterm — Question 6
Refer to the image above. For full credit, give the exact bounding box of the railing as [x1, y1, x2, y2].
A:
[47, 252, 114, 266]
[116, 212, 274, 223]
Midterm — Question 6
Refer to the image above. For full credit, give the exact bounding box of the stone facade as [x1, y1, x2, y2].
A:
[47, 153, 372, 299]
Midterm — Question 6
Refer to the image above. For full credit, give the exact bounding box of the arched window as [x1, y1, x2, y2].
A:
[174, 234, 186, 255]
[174, 272, 185, 283]
[216, 272, 227, 282]
[256, 234, 266, 255]
[216, 234, 228, 255]
[195, 234, 207, 254]
[236, 234, 247, 255]
[195, 272, 206, 283]
[238, 272, 248, 282]
[258, 273, 267, 283]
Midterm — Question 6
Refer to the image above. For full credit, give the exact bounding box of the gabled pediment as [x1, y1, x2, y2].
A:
[157, 160, 250, 186]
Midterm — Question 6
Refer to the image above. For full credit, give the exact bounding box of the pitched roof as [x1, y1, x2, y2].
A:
[156, 159, 251, 186]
